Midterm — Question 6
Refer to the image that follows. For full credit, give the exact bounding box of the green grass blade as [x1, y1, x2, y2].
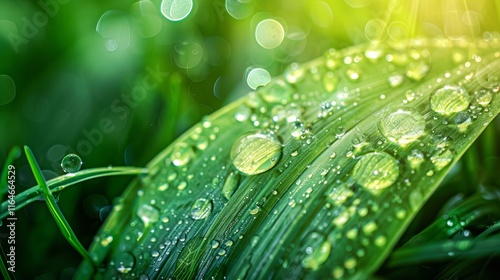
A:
[0, 166, 147, 220]
[77, 38, 500, 279]
[23, 146, 95, 270]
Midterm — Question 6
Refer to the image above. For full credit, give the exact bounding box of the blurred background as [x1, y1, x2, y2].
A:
[1, 0, 500, 278]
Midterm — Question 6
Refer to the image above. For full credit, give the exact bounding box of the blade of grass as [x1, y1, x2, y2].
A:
[0, 166, 148, 220]
[23, 146, 95, 269]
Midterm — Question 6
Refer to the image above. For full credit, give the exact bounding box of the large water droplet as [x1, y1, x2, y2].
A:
[430, 149, 454, 171]
[160, 0, 193, 21]
[430, 85, 470, 115]
[255, 19, 285, 49]
[378, 107, 425, 145]
[260, 79, 293, 104]
[114, 251, 135, 274]
[190, 198, 213, 220]
[407, 149, 424, 169]
[352, 152, 399, 190]
[231, 132, 282, 175]
[61, 154, 83, 173]
[137, 204, 160, 227]
[302, 232, 331, 270]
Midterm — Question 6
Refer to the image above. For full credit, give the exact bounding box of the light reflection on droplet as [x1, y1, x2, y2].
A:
[246, 68, 271, 90]
[255, 19, 285, 49]
[160, 0, 193, 22]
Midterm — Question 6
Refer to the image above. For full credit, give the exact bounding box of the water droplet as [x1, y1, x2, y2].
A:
[285, 63, 305, 84]
[405, 60, 429, 81]
[454, 112, 472, 132]
[249, 206, 260, 215]
[352, 152, 399, 190]
[430, 149, 454, 171]
[322, 71, 339, 92]
[475, 89, 492, 106]
[362, 221, 377, 235]
[170, 142, 195, 166]
[0, 75, 16, 106]
[160, 0, 193, 21]
[378, 107, 425, 145]
[255, 19, 285, 49]
[374, 235, 387, 247]
[222, 172, 240, 199]
[430, 85, 470, 115]
[137, 204, 160, 227]
[407, 149, 424, 169]
[388, 74, 404, 87]
[332, 267, 345, 278]
[230, 131, 282, 175]
[114, 251, 135, 274]
[260, 79, 293, 104]
[351, 133, 367, 149]
[302, 236, 331, 270]
[246, 68, 271, 90]
[225, 0, 254, 19]
[344, 257, 357, 270]
[61, 154, 83, 173]
[335, 126, 346, 138]
[211, 239, 220, 249]
[234, 105, 252, 122]
[190, 198, 213, 220]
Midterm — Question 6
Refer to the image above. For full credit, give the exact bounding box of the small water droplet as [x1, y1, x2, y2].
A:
[61, 154, 82, 173]
[344, 257, 357, 270]
[137, 204, 160, 227]
[234, 105, 252, 122]
[430, 85, 470, 115]
[454, 111, 472, 132]
[190, 198, 213, 220]
[405, 60, 429, 81]
[260, 79, 293, 104]
[378, 107, 425, 146]
[222, 172, 240, 199]
[285, 63, 305, 84]
[230, 131, 282, 175]
[374, 235, 387, 247]
[170, 142, 195, 167]
[351, 133, 367, 149]
[430, 149, 454, 171]
[407, 149, 424, 169]
[322, 71, 339, 92]
[114, 252, 135, 274]
[388, 74, 404, 87]
[352, 152, 399, 190]
[301, 232, 331, 270]
[335, 126, 346, 138]
[475, 89, 492, 106]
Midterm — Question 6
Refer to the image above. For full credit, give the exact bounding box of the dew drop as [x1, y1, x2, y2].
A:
[234, 105, 252, 122]
[61, 154, 83, 173]
[230, 131, 282, 175]
[137, 204, 160, 227]
[301, 232, 331, 270]
[378, 107, 425, 145]
[255, 19, 285, 49]
[170, 142, 195, 167]
[114, 251, 135, 274]
[407, 149, 424, 169]
[352, 152, 399, 190]
[430, 149, 454, 171]
[454, 111, 472, 132]
[405, 60, 429, 81]
[322, 71, 339, 93]
[160, 0, 193, 21]
[285, 63, 305, 84]
[190, 198, 213, 220]
[260, 79, 293, 104]
[430, 85, 470, 115]
[388, 74, 404, 87]
[222, 172, 240, 199]
[475, 89, 492, 106]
